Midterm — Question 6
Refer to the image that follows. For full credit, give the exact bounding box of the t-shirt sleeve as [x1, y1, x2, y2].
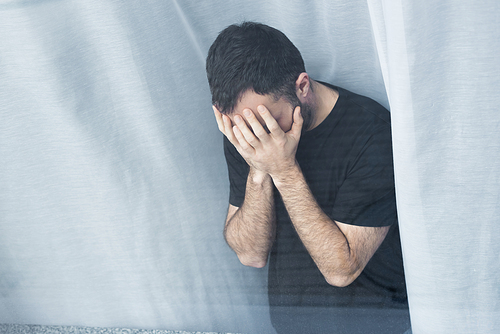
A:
[223, 136, 249, 208]
[330, 123, 398, 227]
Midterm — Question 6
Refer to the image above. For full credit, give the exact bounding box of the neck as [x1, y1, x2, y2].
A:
[308, 80, 339, 130]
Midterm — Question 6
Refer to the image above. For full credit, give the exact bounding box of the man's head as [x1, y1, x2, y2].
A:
[206, 22, 313, 131]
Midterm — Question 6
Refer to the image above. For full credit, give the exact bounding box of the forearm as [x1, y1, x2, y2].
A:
[224, 167, 276, 268]
[271, 163, 358, 286]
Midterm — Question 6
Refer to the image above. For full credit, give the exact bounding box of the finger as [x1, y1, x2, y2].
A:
[222, 114, 240, 148]
[257, 105, 284, 139]
[289, 106, 303, 139]
[213, 106, 225, 133]
[234, 113, 261, 148]
[232, 124, 255, 153]
[242, 109, 269, 142]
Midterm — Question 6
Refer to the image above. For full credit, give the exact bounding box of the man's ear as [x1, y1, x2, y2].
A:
[295, 72, 311, 102]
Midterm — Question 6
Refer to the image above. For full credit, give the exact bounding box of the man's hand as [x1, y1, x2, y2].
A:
[214, 105, 303, 179]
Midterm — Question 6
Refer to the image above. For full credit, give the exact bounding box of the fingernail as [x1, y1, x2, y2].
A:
[243, 109, 251, 117]
[258, 105, 265, 113]
[234, 115, 242, 123]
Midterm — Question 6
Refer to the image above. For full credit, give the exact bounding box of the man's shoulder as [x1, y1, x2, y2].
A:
[320, 82, 390, 125]
[340, 87, 390, 124]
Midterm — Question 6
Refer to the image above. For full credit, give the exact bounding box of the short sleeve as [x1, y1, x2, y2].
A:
[330, 123, 398, 227]
[223, 136, 249, 207]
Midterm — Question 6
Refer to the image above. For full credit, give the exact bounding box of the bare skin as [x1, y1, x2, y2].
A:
[215, 74, 390, 286]
[215, 104, 276, 268]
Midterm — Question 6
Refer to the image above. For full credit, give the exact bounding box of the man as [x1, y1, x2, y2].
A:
[206, 22, 408, 333]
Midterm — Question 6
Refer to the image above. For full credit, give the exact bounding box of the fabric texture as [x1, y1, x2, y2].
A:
[0, 0, 499, 333]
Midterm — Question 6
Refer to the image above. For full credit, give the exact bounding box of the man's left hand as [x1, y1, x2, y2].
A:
[230, 105, 303, 178]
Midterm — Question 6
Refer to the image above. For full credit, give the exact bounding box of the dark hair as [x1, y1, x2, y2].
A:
[206, 22, 305, 114]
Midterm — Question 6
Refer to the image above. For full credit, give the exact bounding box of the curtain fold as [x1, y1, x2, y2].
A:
[0, 0, 498, 333]
[368, 1, 500, 333]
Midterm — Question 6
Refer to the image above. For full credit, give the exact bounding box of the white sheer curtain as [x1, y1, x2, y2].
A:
[368, 1, 500, 333]
[0, 0, 498, 333]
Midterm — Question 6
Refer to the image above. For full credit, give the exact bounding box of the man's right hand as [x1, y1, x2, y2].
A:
[214, 106, 267, 181]
[214, 106, 276, 267]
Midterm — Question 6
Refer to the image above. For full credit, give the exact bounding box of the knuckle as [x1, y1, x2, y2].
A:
[269, 123, 280, 132]
[255, 130, 266, 138]
[247, 137, 259, 146]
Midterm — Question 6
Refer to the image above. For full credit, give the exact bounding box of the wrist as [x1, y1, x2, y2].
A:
[249, 167, 270, 185]
[270, 161, 301, 188]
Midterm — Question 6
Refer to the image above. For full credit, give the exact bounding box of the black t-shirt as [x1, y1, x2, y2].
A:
[223, 84, 407, 310]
